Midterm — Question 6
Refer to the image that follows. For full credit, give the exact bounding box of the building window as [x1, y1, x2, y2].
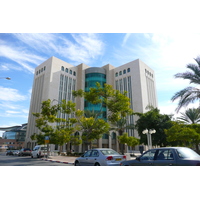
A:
[44, 66, 46, 71]
[39, 70, 40, 74]
[41, 68, 43, 72]
[123, 69, 126, 74]
[36, 71, 38, 75]
[115, 72, 118, 77]
[65, 68, 68, 73]
[70, 70, 72, 74]
[119, 71, 122, 75]
[127, 68, 130, 72]
[61, 66, 64, 71]
[73, 71, 76, 76]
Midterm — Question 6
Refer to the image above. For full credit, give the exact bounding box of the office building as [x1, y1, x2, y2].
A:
[25, 56, 157, 152]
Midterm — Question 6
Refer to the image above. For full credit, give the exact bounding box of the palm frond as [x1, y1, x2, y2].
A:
[177, 108, 200, 124]
[171, 87, 200, 112]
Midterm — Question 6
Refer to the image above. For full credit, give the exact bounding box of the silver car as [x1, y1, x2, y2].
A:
[74, 148, 126, 166]
[120, 147, 200, 166]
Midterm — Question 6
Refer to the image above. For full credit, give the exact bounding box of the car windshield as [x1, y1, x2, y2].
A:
[176, 148, 200, 158]
[100, 149, 120, 155]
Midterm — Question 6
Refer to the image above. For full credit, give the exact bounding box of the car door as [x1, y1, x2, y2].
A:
[79, 150, 92, 166]
[87, 150, 99, 165]
[154, 149, 177, 166]
[134, 149, 157, 166]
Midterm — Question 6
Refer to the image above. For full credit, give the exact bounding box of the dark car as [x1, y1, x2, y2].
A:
[18, 148, 32, 156]
[120, 147, 200, 166]
[6, 150, 14, 156]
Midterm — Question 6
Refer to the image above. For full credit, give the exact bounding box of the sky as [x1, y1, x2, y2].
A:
[1, 32, 200, 137]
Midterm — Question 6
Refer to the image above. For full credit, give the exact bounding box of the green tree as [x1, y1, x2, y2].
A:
[75, 109, 110, 149]
[118, 133, 140, 149]
[73, 83, 134, 153]
[110, 117, 135, 154]
[32, 99, 81, 152]
[177, 108, 200, 124]
[165, 122, 200, 151]
[134, 107, 173, 147]
[171, 57, 200, 112]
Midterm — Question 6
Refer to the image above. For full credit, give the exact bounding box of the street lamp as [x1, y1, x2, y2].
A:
[0, 77, 11, 80]
[142, 129, 156, 150]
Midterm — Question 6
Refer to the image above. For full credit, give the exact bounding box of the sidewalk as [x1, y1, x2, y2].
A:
[40, 155, 78, 165]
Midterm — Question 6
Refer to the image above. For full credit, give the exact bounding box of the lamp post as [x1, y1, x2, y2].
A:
[142, 129, 156, 150]
[0, 77, 11, 80]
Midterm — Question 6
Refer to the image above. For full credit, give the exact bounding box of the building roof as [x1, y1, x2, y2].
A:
[0, 123, 27, 132]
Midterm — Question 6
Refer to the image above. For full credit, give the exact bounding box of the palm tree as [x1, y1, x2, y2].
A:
[177, 108, 200, 124]
[171, 57, 200, 112]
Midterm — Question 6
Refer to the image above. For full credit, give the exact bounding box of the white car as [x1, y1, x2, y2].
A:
[31, 145, 48, 158]
[74, 148, 126, 166]
[13, 150, 20, 156]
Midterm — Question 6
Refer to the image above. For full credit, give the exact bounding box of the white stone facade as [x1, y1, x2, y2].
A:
[25, 56, 157, 153]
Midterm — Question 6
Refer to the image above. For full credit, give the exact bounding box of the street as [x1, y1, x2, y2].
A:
[0, 152, 73, 166]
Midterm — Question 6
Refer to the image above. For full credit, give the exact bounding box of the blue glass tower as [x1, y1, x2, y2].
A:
[84, 67, 107, 119]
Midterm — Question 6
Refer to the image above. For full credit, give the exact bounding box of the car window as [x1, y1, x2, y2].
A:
[91, 150, 99, 157]
[140, 149, 156, 160]
[101, 149, 119, 155]
[176, 148, 200, 158]
[156, 149, 174, 160]
[84, 150, 92, 157]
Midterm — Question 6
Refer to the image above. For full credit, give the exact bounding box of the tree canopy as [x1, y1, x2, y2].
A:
[134, 107, 173, 147]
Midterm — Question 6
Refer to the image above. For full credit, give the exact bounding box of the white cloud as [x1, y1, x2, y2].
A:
[0, 86, 27, 101]
[12, 33, 105, 65]
[0, 39, 45, 73]
[6, 110, 20, 114]
[62, 33, 105, 64]
[13, 33, 59, 54]
[122, 33, 132, 46]
[0, 63, 23, 71]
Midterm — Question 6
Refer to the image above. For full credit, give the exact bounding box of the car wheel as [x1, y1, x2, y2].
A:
[31, 155, 33, 158]
[94, 162, 100, 166]
[74, 161, 80, 166]
[37, 154, 40, 158]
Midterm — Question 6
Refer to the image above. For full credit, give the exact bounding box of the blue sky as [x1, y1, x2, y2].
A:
[1, 33, 200, 137]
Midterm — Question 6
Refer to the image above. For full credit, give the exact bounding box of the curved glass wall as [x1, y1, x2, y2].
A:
[2, 131, 16, 139]
[2, 131, 26, 141]
[85, 68, 107, 120]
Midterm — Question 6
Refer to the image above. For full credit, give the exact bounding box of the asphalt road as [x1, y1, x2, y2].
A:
[0, 152, 73, 166]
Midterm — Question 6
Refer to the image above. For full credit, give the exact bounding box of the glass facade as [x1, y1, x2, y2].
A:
[84, 70, 107, 120]
[2, 131, 26, 141]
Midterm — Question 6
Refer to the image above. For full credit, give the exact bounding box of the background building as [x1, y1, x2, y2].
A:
[25, 56, 157, 152]
[0, 123, 27, 150]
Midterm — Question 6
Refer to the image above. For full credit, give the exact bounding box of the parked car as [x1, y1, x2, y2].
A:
[31, 145, 48, 158]
[18, 148, 32, 156]
[13, 150, 20, 156]
[6, 150, 14, 156]
[74, 148, 126, 166]
[120, 147, 200, 166]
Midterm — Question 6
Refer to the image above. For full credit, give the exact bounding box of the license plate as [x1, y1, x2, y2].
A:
[115, 158, 122, 161]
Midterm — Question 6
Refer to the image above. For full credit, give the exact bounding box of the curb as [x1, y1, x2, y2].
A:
[40, 158, 74, 165]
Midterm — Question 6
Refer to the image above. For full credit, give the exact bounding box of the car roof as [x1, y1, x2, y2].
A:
[90, 148, 115, 150]
[149, 147, 189, 150]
